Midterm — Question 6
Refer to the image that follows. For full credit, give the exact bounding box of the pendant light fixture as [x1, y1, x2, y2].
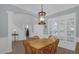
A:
[38, 4, 46, 25]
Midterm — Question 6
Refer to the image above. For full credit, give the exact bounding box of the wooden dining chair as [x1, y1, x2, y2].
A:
[32, 36, 40, 40]
[48, 35, 56, 40]
[42, 42, 55, 54]
[54, 39, 59, 53]
[30, 47, 42, 54]
[48, 35, 52, 39]
[42, 39, 59, 54]
[23, 40, 32, 54]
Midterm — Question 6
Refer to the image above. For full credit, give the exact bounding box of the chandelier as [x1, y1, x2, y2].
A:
[38, 4, 46, 25]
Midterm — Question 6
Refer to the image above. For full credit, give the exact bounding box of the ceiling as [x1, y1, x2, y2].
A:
[13, 4, 79, 16]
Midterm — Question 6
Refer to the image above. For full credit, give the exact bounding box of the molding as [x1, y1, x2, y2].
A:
[46, 5, 78, 17]
[12, 4, 79, 19]
[12, 4, 37, 18]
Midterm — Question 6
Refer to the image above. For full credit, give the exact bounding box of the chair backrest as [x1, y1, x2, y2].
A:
[32, 36, 40, 40]
[48, 35, 52, 39]
[47, 39, 59, 53]
[42, 42, 55, 54]
[48, 35, 57, 42]
[55, 39, 59, 46]
[43, 36, 59, 53]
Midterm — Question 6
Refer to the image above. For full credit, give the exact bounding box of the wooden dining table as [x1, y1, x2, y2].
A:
[25, 38, 55, 53]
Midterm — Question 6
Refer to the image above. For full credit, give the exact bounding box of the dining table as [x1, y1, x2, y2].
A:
[24, 38, 56, 53]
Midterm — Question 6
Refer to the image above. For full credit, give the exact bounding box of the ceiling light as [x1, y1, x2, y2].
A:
[38, 4, 46, 25]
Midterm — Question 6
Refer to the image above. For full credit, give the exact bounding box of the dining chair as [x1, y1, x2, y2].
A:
[30, 47, 42, 54]
[48, 35, 57, 42]
[54, 39, 59, 53]
[48, 35, 52, 39]
[42, 39, 59, 54]
[23, 40, 32, 54]
[42, 42, 55, 54]
[48, 36, 59, 53]
[32, 36, 40, 40]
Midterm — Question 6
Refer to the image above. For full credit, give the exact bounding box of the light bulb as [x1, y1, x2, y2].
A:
[40, 17, 44, 21]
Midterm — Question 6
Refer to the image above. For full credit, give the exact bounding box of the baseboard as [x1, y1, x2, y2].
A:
[0, 49, 12, 54]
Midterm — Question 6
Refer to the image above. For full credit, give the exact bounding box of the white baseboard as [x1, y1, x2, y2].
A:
[0, 49, 12, 54]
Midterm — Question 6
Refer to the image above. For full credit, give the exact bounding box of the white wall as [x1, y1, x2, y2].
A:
[0, 4, 37, 53]
[12, 13, 37, 40]
[0, 37, 12, 54]
[0, 4, 32, 54]
[0, 10, 12, 54]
